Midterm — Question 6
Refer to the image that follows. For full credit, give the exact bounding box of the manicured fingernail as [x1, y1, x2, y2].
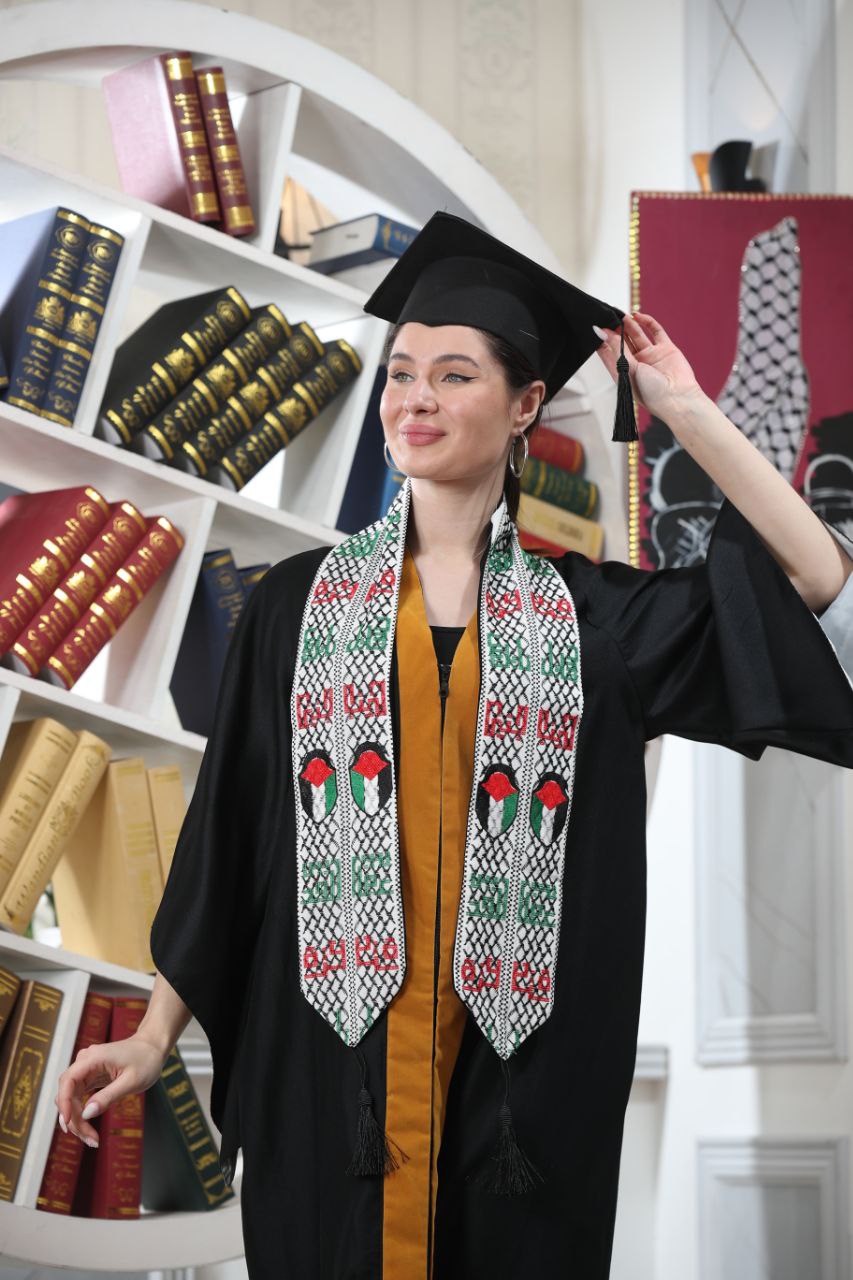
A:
[81, 1102, 98, 1120]
[58, 1114, 68, 1133]
[84, 1137, 99, 1148]
[592, 324, 609, 340]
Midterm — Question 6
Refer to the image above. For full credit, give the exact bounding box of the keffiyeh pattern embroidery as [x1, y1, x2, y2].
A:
[291, 475, 584, 1061]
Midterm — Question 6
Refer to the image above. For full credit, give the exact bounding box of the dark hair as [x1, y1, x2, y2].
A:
[381, 323, 544, 523]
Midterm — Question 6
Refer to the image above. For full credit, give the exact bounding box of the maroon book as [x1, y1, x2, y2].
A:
[195, 66, 256, 237]
[86, 996, 149, 1219]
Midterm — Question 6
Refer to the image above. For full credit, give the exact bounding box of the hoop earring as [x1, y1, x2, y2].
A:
[508, 432, 529, 479]
[383, 440, 401, 472]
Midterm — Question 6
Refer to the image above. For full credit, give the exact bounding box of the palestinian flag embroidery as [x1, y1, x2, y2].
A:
[291, 475, 583, 1060]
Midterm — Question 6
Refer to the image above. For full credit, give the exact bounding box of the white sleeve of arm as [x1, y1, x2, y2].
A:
[812, 519, 853, 687]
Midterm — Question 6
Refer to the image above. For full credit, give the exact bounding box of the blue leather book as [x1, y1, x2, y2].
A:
[307, 212, 418, 274]
[169, 548, 247, 737]
[0, 207, 91, 416]
[237, 563, 271, 600]
[336, 368, 391, 531]
[41, 220, 125, 428]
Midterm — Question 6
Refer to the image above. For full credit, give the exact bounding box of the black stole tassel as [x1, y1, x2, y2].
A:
[612, 317, 639, 443]
[473, 1056, 545, 1196]
[346, 1045, 401, 1177]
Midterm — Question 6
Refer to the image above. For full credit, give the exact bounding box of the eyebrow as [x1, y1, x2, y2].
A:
[387, 351, 481, 369]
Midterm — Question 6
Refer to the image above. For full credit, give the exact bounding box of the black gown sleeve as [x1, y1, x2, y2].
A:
[573, 496, 853, 766]
[149, 563, 292, 1137]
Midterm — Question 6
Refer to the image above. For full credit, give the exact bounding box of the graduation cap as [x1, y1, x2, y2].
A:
[362, 210, 638, 442]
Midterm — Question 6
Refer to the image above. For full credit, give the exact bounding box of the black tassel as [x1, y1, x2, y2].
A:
[346, 1047, 402, 1177]
[472, 1057, 545, 1196]
[612, 317, 639, 443]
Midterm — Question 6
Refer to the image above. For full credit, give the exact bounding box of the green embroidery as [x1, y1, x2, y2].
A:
[517, 878, 557, 927]
[488, 546, 513, 573]
[360, 1002, 375, 1035]
[522, 550, 550, 577]
[541, 638, 578, 682]
[352, 849, 392, 898]
[488, 632, 530, 672]
[334, 527, 383, 559]
[346, 616, 391, 655]
[469, 872, 509, 921]
[303, 856, 340, 903]
[302, 623, 337, 664]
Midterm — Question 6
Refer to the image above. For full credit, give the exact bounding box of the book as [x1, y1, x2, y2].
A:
[218, 338, 363, 491]
[103, 52, 220, 223]
[6, 499, 147, 677]
[517, 491, 604, 560]
[44, 514, 185, 691]
[87, 996, 149, 1219]
[0, 966, 21, 1039]
[0, 484, 111, 655]
[170, 548, 247, 737]
[36, 990, 113, 1214]
[0, 728, 111, 934]
[136, 303, 292, 462]
[518, 528, 574, 558]
[52, 756, 165, 972]
[179, 320, 325, 477]
[528, 424, 585, 474]
[336, 366, 388, 531]
[307, 212, 419, 274]
[0, 207, 90, 415]
[195, 66, 256, 237]
[519, 456, 598, 518]
[0, 717, 78, 897]
[0, 977, 63, 1201]
[238, 562, 271, 597]
[97, 286, 251, 444]
[40, 221, 125, 429]
[0, 342, 7, 390]
[146, 765, 187, 885]
[141, 1043, 234, 1211]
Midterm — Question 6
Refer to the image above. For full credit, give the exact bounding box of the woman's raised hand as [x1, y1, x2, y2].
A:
[595, 312, 705, 421]
[55, 1032, 169, 1147]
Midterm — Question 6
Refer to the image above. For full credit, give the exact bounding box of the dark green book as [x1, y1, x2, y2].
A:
[519, 455, 598, 518]
[141, 1044, 235, 1212]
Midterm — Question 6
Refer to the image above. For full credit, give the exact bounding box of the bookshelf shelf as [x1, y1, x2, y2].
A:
[0, 0, 633, 1268]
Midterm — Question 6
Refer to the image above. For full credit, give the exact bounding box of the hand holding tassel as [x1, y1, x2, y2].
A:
[594, 312, 704, 432]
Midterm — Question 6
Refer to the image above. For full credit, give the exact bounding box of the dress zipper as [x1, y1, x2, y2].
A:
[427, 659, 451, 1278]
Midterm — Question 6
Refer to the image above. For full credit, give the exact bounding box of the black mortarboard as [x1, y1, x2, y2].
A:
[363, 210, 638, 441]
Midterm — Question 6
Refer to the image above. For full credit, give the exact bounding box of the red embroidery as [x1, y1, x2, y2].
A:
[342, 679, 387, 718]
[355, 933, 399, 972]
[536, 707, 577, 751]
[532, 592, 574, 620]
[364, 568, 396, 602]
[313, 577, 360, 604]
[511, 959, 552, 1003]
[460, 954, 501, 992]
[295, 686, 333, 729]
[486, 587, 523, 618]
[303, 938, 346, 980]
[484, 698, 529, 741]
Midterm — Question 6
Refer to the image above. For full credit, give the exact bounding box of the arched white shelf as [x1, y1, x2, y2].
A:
[0, 2, 635, 1270]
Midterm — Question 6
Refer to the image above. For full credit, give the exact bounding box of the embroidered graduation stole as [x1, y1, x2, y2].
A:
[291, 476, 583, 1059]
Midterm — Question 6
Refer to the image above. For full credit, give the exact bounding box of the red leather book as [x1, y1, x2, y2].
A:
[0, 485, 110, 654]
[528, 424, 585, 474]
[88, 996, 148, 1219]
[518, 528, 571, 557]
[44, 515, 185, 690]
[195, 66, 256, 237]
[102, 52, 220, 223]
[36, 991, 113, 1215]
[8, 501, 148, 676]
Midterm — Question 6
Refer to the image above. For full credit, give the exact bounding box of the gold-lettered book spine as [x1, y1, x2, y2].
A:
[146, 765, 187, 886]
[161, 52, 221, 223]
[0, 978, 63, 1201]
[195, 65, 256, 237]
[0, 717, 78, 896]
[517, 492, 604, 560]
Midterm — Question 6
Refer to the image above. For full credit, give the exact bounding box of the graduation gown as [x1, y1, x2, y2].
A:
[150, 496, 853, 1280]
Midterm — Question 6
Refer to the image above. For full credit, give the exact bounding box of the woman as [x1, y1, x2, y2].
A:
[56, 212, 853, 1280]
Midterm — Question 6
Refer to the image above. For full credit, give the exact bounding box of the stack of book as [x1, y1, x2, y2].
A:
[103, 50, 256, 238]
[0, 715, 190, 967]
[517, 424, 605, 560]
[304, 211, 419, 292]
[96, 286, 363, 491]
[0, 485, 185, 691]
[170, 547, 270, 737]
[0, 206, 124, 427]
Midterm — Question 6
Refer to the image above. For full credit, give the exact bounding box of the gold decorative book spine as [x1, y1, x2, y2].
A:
[41, 223, 125, 428]
[11, 501, 147, 676]
[518, 457, 598, 519]
[6, 209, 90, 416]
[517, 492, 604, 560]
[0, 978, 64, 1202]
[0, 966, 22, 1038]
[0, 729, 111, 933]
[140, 303, 292, 460]
[52, 759, 162, 971]
[0, 485, 110, 653]
[146, 765, 187, 886]
[0, 718, 78, 896]
[160, 52, 220, 223]
[217, 339, 360, 490]
[181, 321, 324, 476]
[102, 286, 251, 444]
[46, 516, 185, 691]
[195, 66, 256, 237]
[151, 1046, 235, 1207]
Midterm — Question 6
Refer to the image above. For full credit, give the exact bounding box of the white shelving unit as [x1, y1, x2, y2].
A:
[0, 1, 640, 1270]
